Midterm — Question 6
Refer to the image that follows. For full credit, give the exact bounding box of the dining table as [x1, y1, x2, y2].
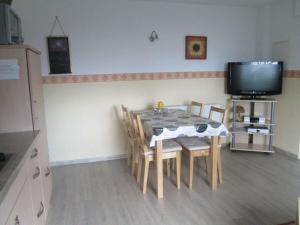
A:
[136, 108, 229, 199]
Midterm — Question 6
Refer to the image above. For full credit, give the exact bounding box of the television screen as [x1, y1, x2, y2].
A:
[227, 61, 283, 96]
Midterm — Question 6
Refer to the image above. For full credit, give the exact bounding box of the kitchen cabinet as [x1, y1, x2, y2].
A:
[0, 132, 49, 225]
[0, 45, 52, 225]
[5, 180, 34, 225]
[28, 136, 46, 225]
[0, 48, 32, 133]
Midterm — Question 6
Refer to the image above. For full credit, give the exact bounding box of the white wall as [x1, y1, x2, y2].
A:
[260, 0, 300, 158]
[256, 5, 271, 59]
[272, 0, 300, 158]
[275, 78, 300, 158]
[269, 0, 300, 69]
[296, 0, 300, 16]
[13, 0, 257, 75]
[257, 0, 300, 68]
[43, 79, 228, 163]
[12, 0, 261, 163]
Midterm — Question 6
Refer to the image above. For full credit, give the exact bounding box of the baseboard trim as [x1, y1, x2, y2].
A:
[49, 146, 298, 167]
[50, 154, 127, 167]
[273, 147, 299, 159]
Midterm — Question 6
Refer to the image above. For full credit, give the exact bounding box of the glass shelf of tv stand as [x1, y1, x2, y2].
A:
[230, 143, 275, 153]
[230, 97, 277, 154]
[230, 119, 276, 126]
[230, 127, 273, 136]
[231, 98, 277, 103]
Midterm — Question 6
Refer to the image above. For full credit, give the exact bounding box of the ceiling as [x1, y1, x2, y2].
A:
[138, 0, 280, 7]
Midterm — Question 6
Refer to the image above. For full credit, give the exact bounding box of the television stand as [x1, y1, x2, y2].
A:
[233, 96, 274, 101]
[230, 98, 277, 153]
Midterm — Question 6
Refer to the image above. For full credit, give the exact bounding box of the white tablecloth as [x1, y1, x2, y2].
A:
[137, 109, 229, 147]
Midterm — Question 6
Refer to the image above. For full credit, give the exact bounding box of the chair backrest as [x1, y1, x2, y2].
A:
[135, 114, 149, 153]
[121, 105, 134, 139]
[209, 106, 227, 145]
[164, 105, 188, 111]
[209, 106, 227, 123]
[128, 111, 139, 139]
[189, 101, 204, 116]
[121, 105, 129, 126]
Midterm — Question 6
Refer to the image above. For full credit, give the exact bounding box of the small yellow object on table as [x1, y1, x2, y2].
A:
[154, 101, 165, 113]
[157, 101, 164, 109]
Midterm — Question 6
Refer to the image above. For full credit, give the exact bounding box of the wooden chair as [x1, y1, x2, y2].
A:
[168, 101, 205, 171]
[167, 101, 205, 171]
[164, 105, 188, 111]
[121, 105, 139, 175]
[121, 105, 132, 166]
[133, 114, 182, 194]
[177, 106, 227, 189]
[189, 101, 204, 116]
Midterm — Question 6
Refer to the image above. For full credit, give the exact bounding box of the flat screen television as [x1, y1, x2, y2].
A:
[227, 61, 283, 97]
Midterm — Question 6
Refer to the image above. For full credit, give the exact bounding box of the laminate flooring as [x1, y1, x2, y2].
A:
[47, 149, 300, 225]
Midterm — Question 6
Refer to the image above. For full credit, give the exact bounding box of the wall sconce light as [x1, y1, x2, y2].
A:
[149, 31, 159, 42]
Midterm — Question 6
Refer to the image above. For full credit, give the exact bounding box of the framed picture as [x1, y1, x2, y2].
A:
[185, 36, 207, 60]
[47, 36, 71, 74]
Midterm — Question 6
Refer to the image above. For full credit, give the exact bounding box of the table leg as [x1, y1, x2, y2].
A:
[176, 151, 181, 189]
[210, 136, 218, 190]
[156, 140, 163, 199]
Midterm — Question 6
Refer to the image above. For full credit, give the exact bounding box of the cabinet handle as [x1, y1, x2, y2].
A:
[45, 167, 51, 177]
[33, 167, 41, 179]
[37, 202, 44, 218]
[15, 216, 20, 225]
[31, 148, 38, 159]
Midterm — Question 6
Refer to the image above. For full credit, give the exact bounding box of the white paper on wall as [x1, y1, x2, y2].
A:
[0, 59, 20, 80]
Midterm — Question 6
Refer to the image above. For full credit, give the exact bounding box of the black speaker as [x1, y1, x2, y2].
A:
[47, 36, 71, 74]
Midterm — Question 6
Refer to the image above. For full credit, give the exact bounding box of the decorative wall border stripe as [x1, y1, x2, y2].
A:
[284, 70, 300, 78]
[42, 70, 300, 84]
[42, 71, 225, 84]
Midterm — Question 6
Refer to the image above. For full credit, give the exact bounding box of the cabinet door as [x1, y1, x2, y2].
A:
[5, 180, 34, 225]
[28, 141, 46, 225]
[36, 134, 53, 217]
[0, 48, 33, 133]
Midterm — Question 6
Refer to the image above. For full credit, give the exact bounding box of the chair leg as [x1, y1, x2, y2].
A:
[205, 156, 211, 181]
[131, 145, 137, 176]
[196, 158, 201, 169]
[176, 152, 181, 189]
[188, 152, 194, 189]
[217, 148, 223, 184]
[142, 157, 150, 194]
[172, 158, 176, 171]
[204, 157, 209, 175]
[137, 153, 143, 183]
[166, 159, 171, 177]
[127, 140, 131, 166]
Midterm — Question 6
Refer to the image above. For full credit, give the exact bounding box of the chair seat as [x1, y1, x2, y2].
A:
[144, 140, 182, 156]
[176, 137, 221, 151]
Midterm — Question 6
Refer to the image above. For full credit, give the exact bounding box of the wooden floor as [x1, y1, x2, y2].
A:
[47, 149, 300, 225]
